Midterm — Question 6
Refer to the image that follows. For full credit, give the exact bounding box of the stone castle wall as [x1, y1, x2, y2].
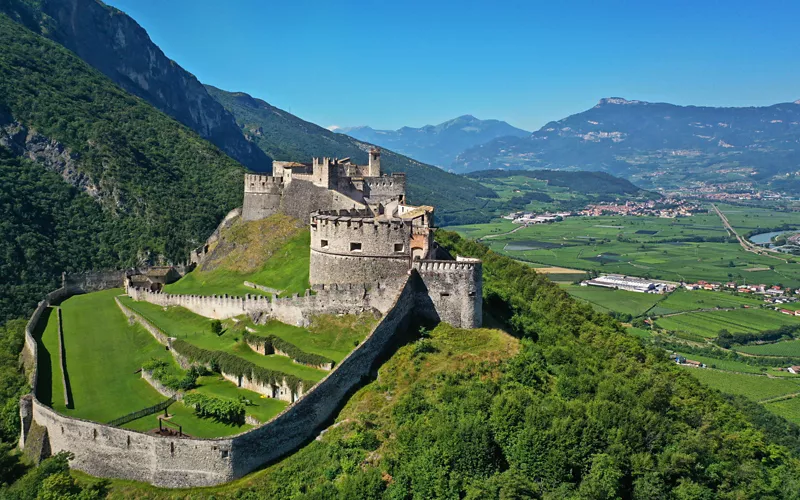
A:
[126, 282, 399, 326]
[413, 259, 483, 329]
[242, 174, 283, 221]
[191, 208, 242, 264]
[309, 214, 413, 285]
[21, 276, 417, 488]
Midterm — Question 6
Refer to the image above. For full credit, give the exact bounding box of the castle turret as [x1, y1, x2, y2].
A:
[368, 148, 381, 177]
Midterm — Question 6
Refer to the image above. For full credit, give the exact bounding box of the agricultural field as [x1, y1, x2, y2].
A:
[655, 308, 800, 338]
[737, 339, 800, 357]
[562, 285, 663, 316]
[716, 204, 800, 236]
[764, 396, 800, 426]
[683, 368, 800, 402]
[35, 289, 249, 437]
[450, 211, 800, 287]
[672, 352, 770, 375]
[647, 288, 764, 316]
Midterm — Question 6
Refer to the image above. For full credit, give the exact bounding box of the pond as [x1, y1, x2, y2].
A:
[749, 230, 798, 246]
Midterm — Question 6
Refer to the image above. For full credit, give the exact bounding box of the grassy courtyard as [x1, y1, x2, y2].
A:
[117, 297, 329, 382]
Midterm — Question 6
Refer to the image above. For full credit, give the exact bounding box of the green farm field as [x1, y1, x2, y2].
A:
[764, 397, 800, 426]
[648, 288, 764, 316]
[562, 285, 663, 316]
[684, 368, 800, 402]
[450, 211, 800, 287]
[737, 340, 800, 357]
[655, 308, 799, 338]
[715, 204, 800, 236]
[117, 298, 328, 383]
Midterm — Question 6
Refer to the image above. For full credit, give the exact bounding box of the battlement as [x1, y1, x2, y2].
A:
[412, 258, 481, 272]
[244, 174, 283, 193]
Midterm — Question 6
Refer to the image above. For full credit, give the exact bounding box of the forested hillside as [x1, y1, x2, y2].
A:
[0, 0, 271, 172]
[205, 86, 499, 226]
[467, 169, 646, 195]
[0, 14, 244, 321]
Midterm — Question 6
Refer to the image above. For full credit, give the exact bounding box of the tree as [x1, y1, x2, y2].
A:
[210, 320, 223, 336]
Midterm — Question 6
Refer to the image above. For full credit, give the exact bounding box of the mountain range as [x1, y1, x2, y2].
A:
[452, 97, 800, 190]
[338, 116, 529, 169]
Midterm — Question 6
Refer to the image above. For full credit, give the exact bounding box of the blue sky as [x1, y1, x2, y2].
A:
[105, 0, 798, 131]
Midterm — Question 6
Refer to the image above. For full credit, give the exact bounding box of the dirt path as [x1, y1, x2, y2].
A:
[712, 204, 787, 263]
[478, 224, 526, 241]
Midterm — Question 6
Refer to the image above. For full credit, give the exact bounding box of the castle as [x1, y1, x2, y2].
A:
[18, 150, 483, 488]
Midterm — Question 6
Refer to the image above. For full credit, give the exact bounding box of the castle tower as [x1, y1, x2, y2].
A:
[242, 173, 283, 221]
[368, 148, 381, 177]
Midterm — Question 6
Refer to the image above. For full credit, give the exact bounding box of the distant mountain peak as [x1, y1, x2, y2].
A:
[795, 99, 800, 105]
[596, 97, 646, 107]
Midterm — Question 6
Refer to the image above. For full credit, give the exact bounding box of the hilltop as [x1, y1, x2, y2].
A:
[338, 115, 529, 169]
[466, 169, 646, 195]
[205, 86, 499, 226]
[453, 97, 800, 190]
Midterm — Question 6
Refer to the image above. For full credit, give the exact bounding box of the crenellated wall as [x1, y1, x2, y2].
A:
[412, 258, 483, 329]
[242, 174, 283, 221]
[126, 282, 399, 326]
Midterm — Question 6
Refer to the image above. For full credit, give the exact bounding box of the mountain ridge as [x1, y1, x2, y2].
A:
[454, 97, 800, 189]
[339, 115, 529, 169]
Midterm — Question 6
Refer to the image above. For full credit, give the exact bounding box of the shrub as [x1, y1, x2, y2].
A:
[183, 393, 245, 425]
[142, 358, 198, 391]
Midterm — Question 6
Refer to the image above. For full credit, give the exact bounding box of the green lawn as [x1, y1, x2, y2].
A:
[34, 306, 64, 410]
[122, 399, 252, 438]
[35, 289, 242, 437]
[684, 368, 800, 401]
[118, 297, 327, 382]
[192, 375, 287, 423]
[244, 315, 376, 363]
[164, 230, 310, 298]
[563, 285, 664, 317]
[655, 308, 800, 338]
[737, 339, 800, 357]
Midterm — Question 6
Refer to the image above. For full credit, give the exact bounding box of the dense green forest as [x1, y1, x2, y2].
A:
[0, 14, 245, 321]
[205, 86, 500, 226]
[467, 169, 646, 195]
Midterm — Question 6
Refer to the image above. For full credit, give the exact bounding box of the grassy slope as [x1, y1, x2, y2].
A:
[164, 215, 310, 297]
[96, 323, 520, 498]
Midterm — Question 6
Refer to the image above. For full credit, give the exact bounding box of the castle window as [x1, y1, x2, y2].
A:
[394, 243, 404, 253]
[321, 239, 329, 249]
[221, 449, 229, 459]
[350, 242, 362, 252]
[440, 292, 451, 297]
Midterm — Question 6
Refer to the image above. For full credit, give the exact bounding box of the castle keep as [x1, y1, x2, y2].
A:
[19, 149, 483, 488]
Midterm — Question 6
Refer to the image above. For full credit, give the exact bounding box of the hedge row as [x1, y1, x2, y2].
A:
[715, 324, 800, 349]
[242, 332, 334, 367]
[183, 393, 245, 425]
[170, 339, 311, 393]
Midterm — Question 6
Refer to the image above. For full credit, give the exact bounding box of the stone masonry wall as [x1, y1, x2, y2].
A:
[242, 174, 283, 221]
[126, 282, 399, 326]
[413, 259, 483, 329]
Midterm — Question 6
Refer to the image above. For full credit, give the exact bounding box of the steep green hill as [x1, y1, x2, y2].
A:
[205, 86, 499, 226]
[96, 233, 800, 498]
[0, 14, 245, 321]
